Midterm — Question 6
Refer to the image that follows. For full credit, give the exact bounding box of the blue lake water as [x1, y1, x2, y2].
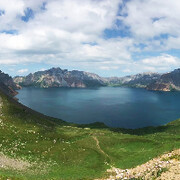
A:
[16, 87, 180, 129]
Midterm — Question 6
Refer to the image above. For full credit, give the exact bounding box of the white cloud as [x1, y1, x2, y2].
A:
[17, 68, 28, 74]
[0, 0, 124, 65]
[121, 0, 180, 37]
[122, 69, 131, 73]
[0, 0, 179, 76]
[121, 54, 180, 75]
[39, 68, 46, 71]
[120, 0, 180, 50]
[141, 54, 180, 67]
[100, 66, 119, 70]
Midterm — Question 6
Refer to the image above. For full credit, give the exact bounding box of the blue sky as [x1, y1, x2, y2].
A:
[0, 0, 180, 77]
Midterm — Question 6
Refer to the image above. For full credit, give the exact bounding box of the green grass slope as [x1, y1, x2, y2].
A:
[0, 91, 179, 180]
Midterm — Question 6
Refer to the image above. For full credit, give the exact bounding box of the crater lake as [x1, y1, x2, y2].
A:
[16, 87, 180, 129]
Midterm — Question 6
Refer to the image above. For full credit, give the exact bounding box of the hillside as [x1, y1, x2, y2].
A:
[0, 89, 179, 179]
[13, 67, 106, 88]
[147, 68, 180, 91]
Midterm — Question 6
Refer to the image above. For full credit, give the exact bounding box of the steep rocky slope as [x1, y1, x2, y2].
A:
[147, 68, 180, 91]
[14, 67, 106, 88]
[0, 70, 20, 97]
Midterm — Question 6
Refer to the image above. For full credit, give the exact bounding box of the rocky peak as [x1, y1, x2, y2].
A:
[47, 67, 62, 73]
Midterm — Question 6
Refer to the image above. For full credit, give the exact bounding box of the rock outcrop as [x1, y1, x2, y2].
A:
[0, 70, 20, 97]
[104, 149, 180, 180]
[147, 68, 180, 91]
[14, 67, 106, 88]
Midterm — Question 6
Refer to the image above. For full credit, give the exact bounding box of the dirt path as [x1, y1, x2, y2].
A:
[92, 136, 109, 158]
[0, 96, 2, 109]
[92, 136, 113, 168]
[0, 95, 3, 116]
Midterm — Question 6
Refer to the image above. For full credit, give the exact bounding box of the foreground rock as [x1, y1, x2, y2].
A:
[14, 67, 106, 88]
[147, 68, 180, 91]
[102, 149, 180, 180]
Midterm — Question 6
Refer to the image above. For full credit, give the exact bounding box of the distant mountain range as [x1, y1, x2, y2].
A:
[0, 67, 179, 93]
[105, 72, 161, 88]
[13, 67, 162, 89]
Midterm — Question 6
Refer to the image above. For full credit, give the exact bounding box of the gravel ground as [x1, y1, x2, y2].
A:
[100, 149, 180, 180]
[0, 153, 31, 171]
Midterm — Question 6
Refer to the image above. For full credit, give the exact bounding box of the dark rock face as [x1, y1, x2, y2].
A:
[147, 68, 180, 91]
[0, 70, 20, 97]
[105, 72, 161, 88]
[14, 67, 106, 88]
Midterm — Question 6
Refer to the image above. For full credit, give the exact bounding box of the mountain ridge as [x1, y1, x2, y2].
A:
[13, 67, 162, 89]
[13, 67, 180, 91]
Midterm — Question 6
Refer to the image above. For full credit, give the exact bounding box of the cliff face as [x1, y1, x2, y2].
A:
[106, 72, 161, 88]
[0, 70, 20, 96]
[14, 67, 106, 88]
[147, 68, 180, 91]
